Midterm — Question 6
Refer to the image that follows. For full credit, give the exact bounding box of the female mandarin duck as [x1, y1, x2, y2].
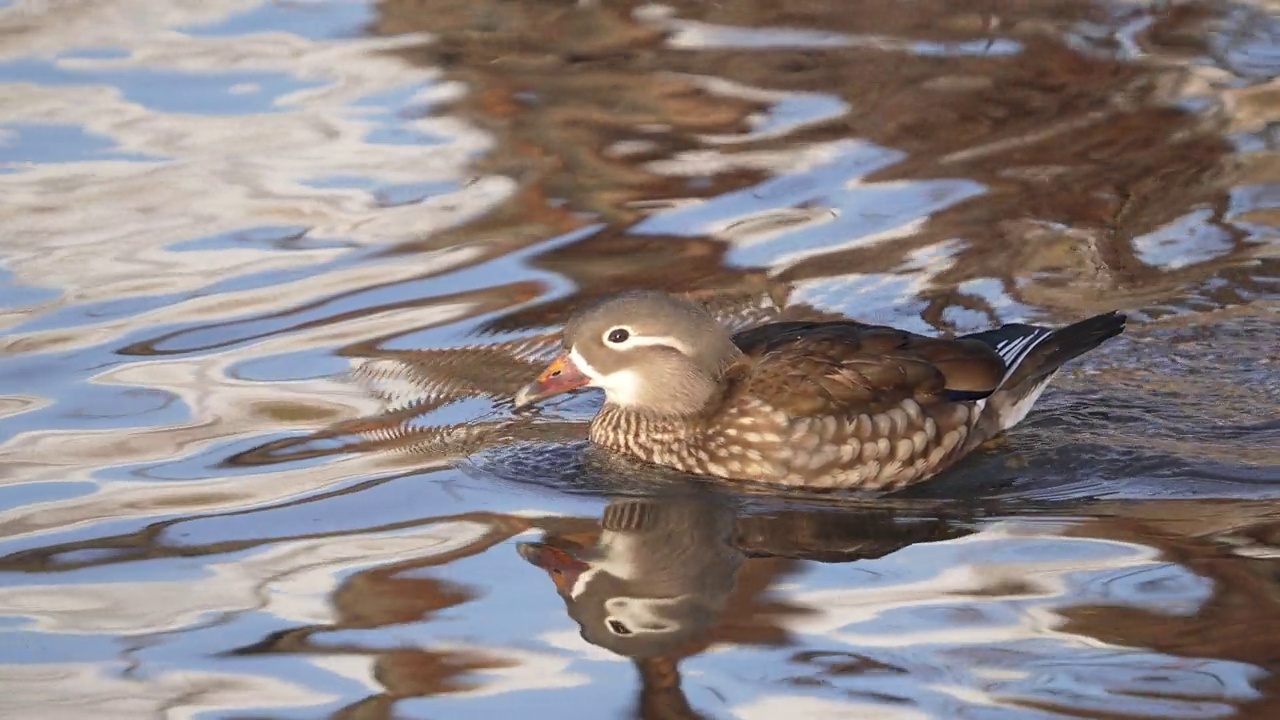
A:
[514, 291, 1125, 490]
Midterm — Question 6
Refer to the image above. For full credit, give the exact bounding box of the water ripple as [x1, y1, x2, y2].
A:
[1, 0, 1278, 717]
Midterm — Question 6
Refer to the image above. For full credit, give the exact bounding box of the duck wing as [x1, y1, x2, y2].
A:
[726, 312, 1125, 425]
[726, 320, 1006, 418]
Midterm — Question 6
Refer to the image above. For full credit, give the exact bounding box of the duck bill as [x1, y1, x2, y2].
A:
[513, 353, 591, 408]
[517, 542, 589, 595]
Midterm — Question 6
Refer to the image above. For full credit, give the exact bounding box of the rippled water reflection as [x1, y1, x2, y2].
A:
[2, 0, 1278, 717]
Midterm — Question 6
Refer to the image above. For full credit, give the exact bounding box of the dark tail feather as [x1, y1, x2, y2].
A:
[962, 311, 1126, 435]
[999, 311, 1127, 390]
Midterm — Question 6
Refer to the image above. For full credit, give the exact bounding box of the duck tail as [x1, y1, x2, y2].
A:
[961, 311, 1127, 431]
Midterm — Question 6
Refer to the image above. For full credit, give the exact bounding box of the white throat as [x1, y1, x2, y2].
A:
[569, 346, 646, 408]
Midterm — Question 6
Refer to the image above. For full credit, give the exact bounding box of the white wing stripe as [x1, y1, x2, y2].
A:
[996, 334, 1033, 361]
[996, 329, 1053, 385]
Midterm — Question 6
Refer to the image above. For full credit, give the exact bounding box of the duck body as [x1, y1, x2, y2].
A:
[515, 292, 1126, 491]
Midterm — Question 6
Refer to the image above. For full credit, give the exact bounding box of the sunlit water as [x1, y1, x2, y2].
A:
[1, 0, 1279, 718]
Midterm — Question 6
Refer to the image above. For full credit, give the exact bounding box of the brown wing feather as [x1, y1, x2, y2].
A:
[727, 322, 1006, 417]
[904, 338, 1007, 392]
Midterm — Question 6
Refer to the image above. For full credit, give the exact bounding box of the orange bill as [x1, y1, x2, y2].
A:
[512, 352, 591, 408]
[517, 542, 590, 595]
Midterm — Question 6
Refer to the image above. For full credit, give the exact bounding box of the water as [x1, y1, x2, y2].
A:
[1, 0, 1278, 717]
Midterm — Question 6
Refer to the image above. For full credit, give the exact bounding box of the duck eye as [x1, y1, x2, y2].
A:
[607, 619, 632, 635]
[607, 328, 630, 344]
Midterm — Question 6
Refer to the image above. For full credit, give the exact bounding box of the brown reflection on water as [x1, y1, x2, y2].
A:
[374, 0, 1273, 330]
[516, 497, 968, 718]
[39, 493, 1258, 720]
[236, 0, 1280, 476]
[229, 512, 535, 720]
[1058, 501, 1280, 719]
[511, 497, 1280, 719]
[2, 0, 1278, 717]
[3, 475, 1278, 717]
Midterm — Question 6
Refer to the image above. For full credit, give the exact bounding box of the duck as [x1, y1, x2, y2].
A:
[513, 291, 1126, 490]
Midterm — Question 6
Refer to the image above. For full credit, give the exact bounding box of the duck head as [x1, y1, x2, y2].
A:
[513, 292, 742, 416]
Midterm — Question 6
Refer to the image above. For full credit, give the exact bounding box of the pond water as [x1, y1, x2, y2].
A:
[2, 0, 1279, 718]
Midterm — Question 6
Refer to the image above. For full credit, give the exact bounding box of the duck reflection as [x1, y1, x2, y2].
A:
[519, 498, 745, 660]
[519, 491, 973, 715]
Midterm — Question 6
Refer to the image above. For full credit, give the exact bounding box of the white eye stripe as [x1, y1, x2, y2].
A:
[599, 326, 693, 356]
[619, 334, 696, 356]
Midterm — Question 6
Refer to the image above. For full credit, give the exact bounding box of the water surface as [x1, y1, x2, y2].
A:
[1, 0, 1279, 718]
